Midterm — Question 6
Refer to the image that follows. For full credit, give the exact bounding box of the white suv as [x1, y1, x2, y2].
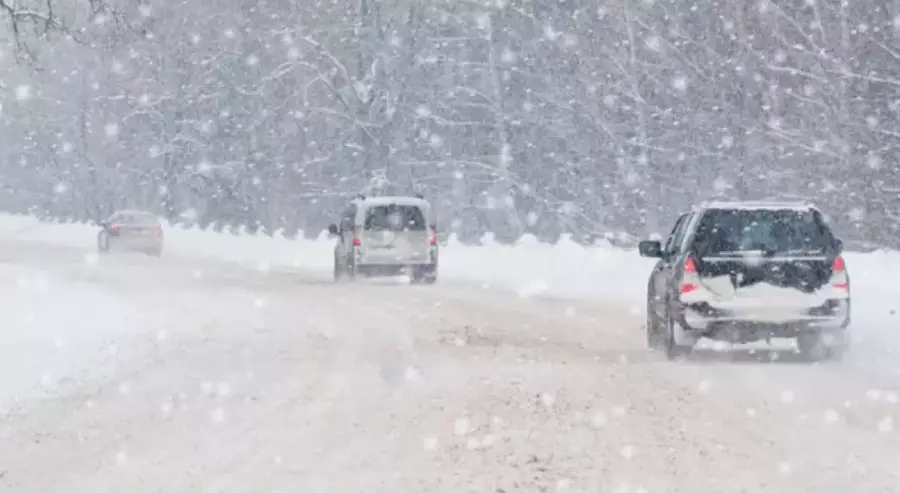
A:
[328, 195, 438, 284]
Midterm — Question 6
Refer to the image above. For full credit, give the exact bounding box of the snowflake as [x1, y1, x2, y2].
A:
[878, 416, 894, 433]
[645, 35, 662, 52]
[116, 451, 128, 466]
[476, 12, 490, 30]
[105, 122, 120, 137]
[697, 380, 711, 394]
[758, 0, 772, 13]
[191, 34, 202, 44]
[672, 75, 688, 92]
[15, 85, 31, 101]
[526, 211, 539, 226]
[288, 47, 301, 59]
[111, 60, 124, 74]
[780, 390, 795, 403]
[713, 177, 731, 193]
[454, 417, 470, 435]
[523, 101, 534, 112]
[866, 115, 878, 128]
[867, 154, 883, 170]
[217, 382, 232, 397]
[539, 392, 556, 408]
[894, 14, 900, 30]
[118, 383, 131, 395]
[501, 47, 517, 63]
[423, 436, 438, 450]
[254, 297, 266, 308]
[428, 134, 444, 148]
[848, 207, 865, 222]
[804, 0, 815, 5]
[53, 183, 68, 194]
[453, 171, 464, 180]
[803, 84, 816, 96]
[161, 401, 173, 414]
[824, 409, 840, 424]
[620, 445, 636, 459]
[138, 4, 152, 16]
[562, 33, 578, 47]
[777, 461, 791, 475]
[211, 408, 225, 423]
[224, 29, 236, 39]
[246, 55, 259, 66]
[93, 13, 107, 25]
[747, 408, 757, 417]
[603, 94, 617, 107]
[773, 49, 787, 64]
[415, 105, 431, 117]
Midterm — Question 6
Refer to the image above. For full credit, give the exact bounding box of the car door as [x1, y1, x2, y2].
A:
[649, 213, 691, 317]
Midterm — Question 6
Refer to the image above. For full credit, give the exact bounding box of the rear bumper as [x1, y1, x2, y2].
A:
[679, 299, 850, 340]
[356, 247, 437, 266]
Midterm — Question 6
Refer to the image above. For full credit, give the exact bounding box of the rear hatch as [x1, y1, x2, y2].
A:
[115, 213, 160, 241]
[689, 208, 838, 309]
[360, 204, 431, 263]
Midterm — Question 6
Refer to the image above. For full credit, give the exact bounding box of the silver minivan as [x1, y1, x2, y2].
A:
[328, 196, 438, 283]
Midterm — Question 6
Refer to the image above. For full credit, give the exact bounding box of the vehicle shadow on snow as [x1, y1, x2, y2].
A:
[681, 348, 826, 365]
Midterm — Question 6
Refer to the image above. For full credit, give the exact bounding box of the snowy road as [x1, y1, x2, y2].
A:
[1, 239, 900, 492]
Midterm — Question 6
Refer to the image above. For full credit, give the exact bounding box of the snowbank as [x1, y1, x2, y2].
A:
[0, 214, 656, 301]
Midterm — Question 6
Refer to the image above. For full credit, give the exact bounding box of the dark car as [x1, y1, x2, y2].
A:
[97, 210, 164, 257]
[639, 201, 850, 361]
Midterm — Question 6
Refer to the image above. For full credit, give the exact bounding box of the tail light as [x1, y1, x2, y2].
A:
[831, 255, 848, 289]
[110, 224, 120, 233]
[156, 225, 163, 236]
[429, 223, 438, 246]
[680, 256, 699, 294]
[352, 236, 361, 247]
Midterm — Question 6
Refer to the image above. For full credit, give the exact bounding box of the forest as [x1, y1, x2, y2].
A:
[0, 0, 897, 248]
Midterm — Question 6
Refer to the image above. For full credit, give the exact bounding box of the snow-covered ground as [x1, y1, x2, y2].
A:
[2, 213, 900, 492]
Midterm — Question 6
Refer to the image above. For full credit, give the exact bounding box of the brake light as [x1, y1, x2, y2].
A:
[680, 256, 699, 293]
[429, 224, 438, 245]
[352, 237, 361, 247]
[111, 225, 120, 233]
[833, 255, 845, 272]
[156, 225, 163, 235]
[832, 255, 848, 289]
[684, 256, 697, 273]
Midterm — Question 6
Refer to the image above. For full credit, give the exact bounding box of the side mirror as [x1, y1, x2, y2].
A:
[327, 224, 339, 236]
[834, 237, 844, 253]
[638, 240, 663, 258]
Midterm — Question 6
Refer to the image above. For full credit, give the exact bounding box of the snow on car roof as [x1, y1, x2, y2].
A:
[696, 200, 818, 212]
[354, 196, 431, 208]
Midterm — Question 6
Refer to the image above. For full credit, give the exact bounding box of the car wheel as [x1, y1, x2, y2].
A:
[410, 265, 437, 284]
[333, 255, 344, 282]
[98, 232, 110, 253]
[663, 307, 692, 361]
[646, 298, 663, 350]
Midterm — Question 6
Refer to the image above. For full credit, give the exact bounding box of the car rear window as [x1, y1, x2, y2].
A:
[692, 209, 834, 256]
[364, 205, 427, 231]
[112, 213, 158, 226]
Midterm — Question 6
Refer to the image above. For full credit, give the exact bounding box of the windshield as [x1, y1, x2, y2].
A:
[364, 205, 427, 231]
[693, 209, 833, 255]
[110, 212, 159, 226]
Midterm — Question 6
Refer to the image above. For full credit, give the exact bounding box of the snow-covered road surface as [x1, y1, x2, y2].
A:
[1, 239, 899, 492]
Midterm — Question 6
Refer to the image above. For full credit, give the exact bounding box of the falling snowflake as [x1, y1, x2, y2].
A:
[747, 408, 757, 418]
[780, 390, 795, 404]
[501, 47, 517, 63]
[539, 392, 556, 408]
[777, 461, 791, 475]
[116, 451, 127, 466]
[866, 154, 883, 170]
[620, 444, 636, 459]
[245, 54, 259, 66]
[824, 409, 840, 424]
[423, 436, 438, 450]
[428, 134, 444, 148]
[590, 412, 608, 428]
[53, 183, 69, 194]
[697, 380, 711, 394]
[211, 408, 225, 423]
[105, 122, 120, 137]
[253, 297, 266, 308]
[224, 29, 236, 39]
[878, 416, 894, 433]
[454, 417, 470, 435]
[645, 35, 662, 52]
[15, 85, 31, 100]
[111, 60, 125, 74]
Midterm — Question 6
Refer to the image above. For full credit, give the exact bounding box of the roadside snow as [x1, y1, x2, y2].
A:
[2, 212, 900, 359]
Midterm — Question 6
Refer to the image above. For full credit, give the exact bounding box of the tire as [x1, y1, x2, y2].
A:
[333, 255, 344, 282]
[646, 298, 663, 350]
[149, 248, 162, 258]
[97, 232, 111, 254]
[663, 307, 693, 360]
[411, 264, 437, 285]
